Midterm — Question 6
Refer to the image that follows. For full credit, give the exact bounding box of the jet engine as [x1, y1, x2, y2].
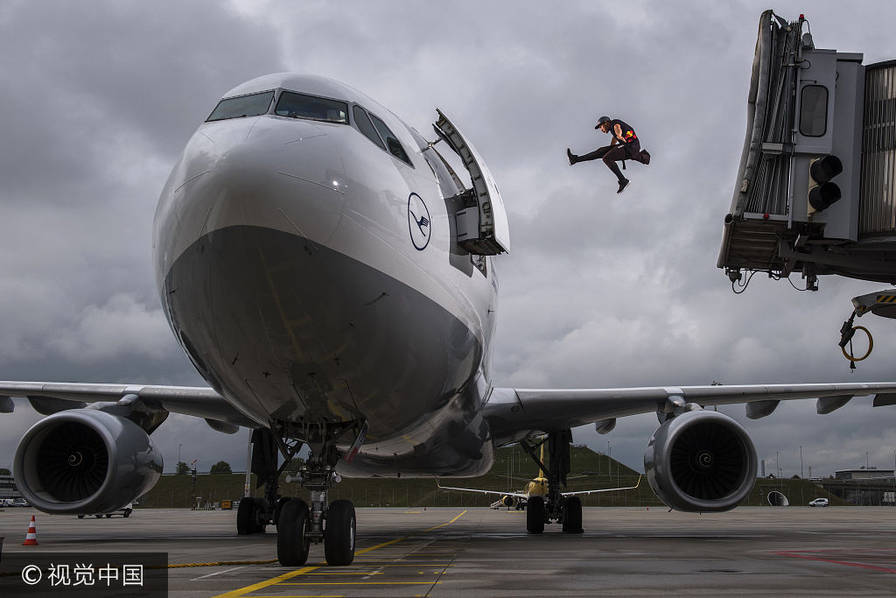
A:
[644, 409, 757, 512]
[13, 408, 163, 514]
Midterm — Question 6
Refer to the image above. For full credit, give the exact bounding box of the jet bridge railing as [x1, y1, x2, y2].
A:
[730, 10, 799, 219]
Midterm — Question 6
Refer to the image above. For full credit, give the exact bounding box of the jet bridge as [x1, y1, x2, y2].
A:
[718, 11, 896, 290]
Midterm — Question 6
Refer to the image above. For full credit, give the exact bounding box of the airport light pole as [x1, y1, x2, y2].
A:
[800, 446, 803, 478]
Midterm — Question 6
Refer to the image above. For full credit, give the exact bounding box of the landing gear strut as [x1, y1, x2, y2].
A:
[521, 430, 582, 534]
[237, 429, 282, 535]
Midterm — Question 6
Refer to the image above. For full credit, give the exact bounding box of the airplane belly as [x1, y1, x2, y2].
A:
[163, 225, 484, 441]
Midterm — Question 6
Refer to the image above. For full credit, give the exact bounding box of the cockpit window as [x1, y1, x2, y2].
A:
[368, 113, 412, 166]
[206, 91, 275, 122]
[353, 106, 386, 150]
[275, 91, 349, 124]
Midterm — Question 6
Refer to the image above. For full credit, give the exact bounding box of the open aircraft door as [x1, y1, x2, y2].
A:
[433, 109, 510, 255]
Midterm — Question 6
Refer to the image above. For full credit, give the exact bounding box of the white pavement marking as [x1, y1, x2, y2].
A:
[190, 566, 246, 581]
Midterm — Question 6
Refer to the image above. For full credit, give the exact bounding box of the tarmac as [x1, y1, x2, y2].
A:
[0, 505, 894, 597]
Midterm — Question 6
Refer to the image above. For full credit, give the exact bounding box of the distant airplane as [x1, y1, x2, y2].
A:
[2, 73, 896, 568]
[437, 442, 640, 523]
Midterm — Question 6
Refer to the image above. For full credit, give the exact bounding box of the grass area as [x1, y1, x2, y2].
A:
[140, 445, 842, 508]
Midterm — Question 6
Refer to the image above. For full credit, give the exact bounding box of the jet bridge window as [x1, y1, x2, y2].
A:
[368, 112, 412, 166]
[274, 91, 349, 124]
[206, 91, 275, 122]
[799, 85, 828, 137]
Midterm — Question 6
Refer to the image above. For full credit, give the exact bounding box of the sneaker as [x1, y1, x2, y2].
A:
[617, 178, 630, 194]
[640, 150, 651, 165]
[566, 148, 576, 165]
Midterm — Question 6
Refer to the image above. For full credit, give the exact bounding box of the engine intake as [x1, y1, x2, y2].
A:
[14, 409, 163, 514]
[644, 410, 757, 512]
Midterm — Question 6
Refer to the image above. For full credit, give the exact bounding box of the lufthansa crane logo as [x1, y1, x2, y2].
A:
[407, 193, 431, 251]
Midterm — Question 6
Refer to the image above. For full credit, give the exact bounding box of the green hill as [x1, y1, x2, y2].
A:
[140, 444, 842, 508]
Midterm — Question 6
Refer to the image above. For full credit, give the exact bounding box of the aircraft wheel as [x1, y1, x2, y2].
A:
[526, 496, 545, 534]
[95, 514, 103, 519]
[277, 499, 311, 566]
[325, 500, 356, 566]
[237, 497, 261, 535]
[562, 496, 583, 533]
[77, 514, 84, 519]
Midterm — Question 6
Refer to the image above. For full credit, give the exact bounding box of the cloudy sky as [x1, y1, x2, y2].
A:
[2, 0, 896, 480]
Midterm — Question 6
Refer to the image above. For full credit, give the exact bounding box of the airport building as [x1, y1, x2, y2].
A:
[823, 469, 896, 505]
[834, 468, 895, 481]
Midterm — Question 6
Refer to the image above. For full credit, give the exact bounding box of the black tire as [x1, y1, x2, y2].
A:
[123, 510, 131, 518]
[277, 499, 311, 566]
[324, 500, 356, 566]
[526, 496, 545, 534]
[562, 496, 583, 534]
[95, 514, 103, 519]
[237, 497, 257, 535]
[105, 514, 112, 518]
[77, 514, 84, 519]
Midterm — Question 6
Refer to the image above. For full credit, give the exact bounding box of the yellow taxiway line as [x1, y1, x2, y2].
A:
[213, 566, 320, 598]
[213, 510, 465, 598]
[425, 509, 467, 531]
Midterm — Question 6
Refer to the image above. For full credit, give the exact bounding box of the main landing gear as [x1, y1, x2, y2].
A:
[240, 424, 361, 567]
[521, 430, 583, 535]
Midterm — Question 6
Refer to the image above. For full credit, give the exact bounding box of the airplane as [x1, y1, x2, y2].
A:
[438, 473, 642, 518]
[3, 73, 896, 568]
[436, 442, 641, 522]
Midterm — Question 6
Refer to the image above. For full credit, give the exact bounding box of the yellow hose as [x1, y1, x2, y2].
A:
[841, 325, 873, 362]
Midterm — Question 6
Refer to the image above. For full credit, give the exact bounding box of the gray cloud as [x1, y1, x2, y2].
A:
[2, 0, 896, 480]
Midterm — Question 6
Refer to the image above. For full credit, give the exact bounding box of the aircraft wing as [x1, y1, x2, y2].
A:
[0, 381, 258, 430]
[436, 479, 528, 500]
[484, 382, 896, 444]
[562, 475, 642, 497]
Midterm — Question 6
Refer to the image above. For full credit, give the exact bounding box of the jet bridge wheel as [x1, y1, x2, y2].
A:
[526, 496, 545, 534]
[277, 498, 311, 566]
[324, 499, 356, 566]
[562, 497, 583, 533]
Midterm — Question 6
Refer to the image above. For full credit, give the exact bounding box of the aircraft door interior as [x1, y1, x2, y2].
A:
[432, 110, 510, 256]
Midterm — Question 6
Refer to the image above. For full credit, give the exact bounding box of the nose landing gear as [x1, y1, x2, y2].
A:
[265, 422, 362, 566]
[276, 493, 356, 566]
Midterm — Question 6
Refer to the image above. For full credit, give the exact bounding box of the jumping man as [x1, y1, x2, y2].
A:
[567, 115, 650, 193]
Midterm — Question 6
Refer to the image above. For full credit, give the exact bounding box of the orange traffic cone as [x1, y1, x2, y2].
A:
[22, 515, 38, 545]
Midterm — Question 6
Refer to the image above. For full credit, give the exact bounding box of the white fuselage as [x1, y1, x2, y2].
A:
[153, 74, 499, 476]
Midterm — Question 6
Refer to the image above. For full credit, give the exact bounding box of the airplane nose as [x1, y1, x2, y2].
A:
[155, 117, 349, 281]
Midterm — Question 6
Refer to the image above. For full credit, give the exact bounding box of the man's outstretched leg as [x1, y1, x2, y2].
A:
[567, 145, 611, 166]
